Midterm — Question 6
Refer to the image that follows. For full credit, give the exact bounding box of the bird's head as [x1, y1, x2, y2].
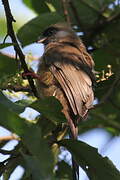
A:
[37, 23, 80, 46]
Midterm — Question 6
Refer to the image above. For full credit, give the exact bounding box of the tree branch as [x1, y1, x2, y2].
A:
[0, 85, 32, 93]
[69, 0, 84, 30]
[0, 149, 13, 155]
[2, 0, 38, 98]
[0, 155, 21, 176]
[80, 0, 105, 15]
[93, 75, 120, 110]
[0, 135, 19, 142]
[100, 77, 119, 104]
[109, 98, 120, 111]
[107, 12, 120, 22]
[84, 11, 120, 45]
[61, 0, 71, 25]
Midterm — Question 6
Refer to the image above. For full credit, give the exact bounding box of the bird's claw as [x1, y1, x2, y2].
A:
[22, 71, 40, 80]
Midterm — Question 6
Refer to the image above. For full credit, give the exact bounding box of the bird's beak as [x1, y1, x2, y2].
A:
[37, 37, 47, 43]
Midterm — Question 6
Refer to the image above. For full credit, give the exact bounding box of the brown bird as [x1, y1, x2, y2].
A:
[36, 23, 95, 139]
[34, 23, 95, 180]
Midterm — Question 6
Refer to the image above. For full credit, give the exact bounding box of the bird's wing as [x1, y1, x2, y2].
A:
[43, 44, 94, 117]
[50, 62, 94, 117]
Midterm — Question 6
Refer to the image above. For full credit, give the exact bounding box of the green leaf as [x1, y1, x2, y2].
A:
[0, 19, 7, 36]
[55, 160, 72, 180]
[93, 21, 120, 70]
[46, 0, 62, 13]
[23, 125, 42, 155]
[0, 91, 25, 114]
[22, 125, 54, 180]
[30, 96, 66, 123]
[0, 96, 54, 178]
[0, 102, 28, 135]
[0, 53, 17, 76]
[0, 96, 54, 179]
[0, 94, 31, 136]
[68, 1, 99, 29]
[95, 75, 115, 98]
[80, 0, 115, 12]
[22, 0, 33, 10]
[17, 12, 64, 46]
[23, 0, 61, 13]
[77, 102, 120, 135]
[0, 43, 13, 49]
[3, 157, 21, 180]
[37, 115, 56, 136]
[93, 44, 119, 71]
[59, 139, 120, 180]
[15, 98, 35, 107]
[22, 0, 50, 14]
[23, 154, 53, 180]
[69, 0, 115, 29]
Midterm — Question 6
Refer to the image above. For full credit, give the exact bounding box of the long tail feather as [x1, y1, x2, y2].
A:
[69, 125, 79, 180]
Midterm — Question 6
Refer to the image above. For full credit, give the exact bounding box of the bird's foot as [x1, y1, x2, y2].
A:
[22, 71, 41, 80]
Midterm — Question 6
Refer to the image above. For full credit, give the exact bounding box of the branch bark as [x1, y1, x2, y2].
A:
[0, 85, 32, 93]
[0, 135, 19, 142]
[60, 0, 71, 25]
[2, 0, 38, 98]
[69, 0, 84, 30]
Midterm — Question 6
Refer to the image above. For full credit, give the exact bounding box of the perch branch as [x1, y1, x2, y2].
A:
[2, 0, 38, 97]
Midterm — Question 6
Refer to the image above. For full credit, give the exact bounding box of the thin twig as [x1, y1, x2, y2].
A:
[107, 12, 120, 22]
[0, 155, 21, 176]
[61, 0, 71, 25]
[3, 34, 9, 43]
[69, 0, 84, 30]
[2, 0, 38, 97]
[0, 51, 38, 61]
[0, 85, 32, 93]
[0, 149, 13, 155]
[85, 11, 120, 45]
[0, 135, 19, 142]
[109, 98, 120, 111]
[92, 74, 120, 109]
[90, 111, 120, 131]
[80, 0, 105, 15]
[100, 77, 119, 104]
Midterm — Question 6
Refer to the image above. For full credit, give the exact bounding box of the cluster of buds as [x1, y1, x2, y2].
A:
[96, 64, 114, 83]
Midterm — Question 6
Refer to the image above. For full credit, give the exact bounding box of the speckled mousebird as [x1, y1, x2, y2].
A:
[36, 23, 95, 139]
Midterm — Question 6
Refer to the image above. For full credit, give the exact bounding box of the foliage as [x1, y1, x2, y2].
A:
[0, 0, 120, 179]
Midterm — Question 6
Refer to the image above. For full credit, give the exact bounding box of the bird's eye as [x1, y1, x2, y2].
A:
[43, 27, 58, 37]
